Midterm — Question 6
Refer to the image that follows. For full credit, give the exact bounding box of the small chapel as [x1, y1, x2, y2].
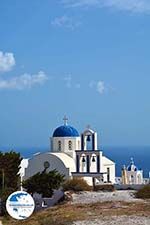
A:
[121, 158, 143, 185]
[21, 117, 115, 185]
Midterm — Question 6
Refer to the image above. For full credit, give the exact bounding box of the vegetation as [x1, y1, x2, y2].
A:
[0, 151, 22, 215]
[135, 185, 150, 199]
[0, 151, 22, 192]
[23, 169, 65, 197]
[2, 201, 150, 225]
[63, 178, 91, 192]
[94, 184, 115, 192]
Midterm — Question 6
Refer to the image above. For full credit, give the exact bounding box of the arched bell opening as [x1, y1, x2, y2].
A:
[86, 133, 93, 150]
[90, 154, 97, 173]
[81, 128, 97, 151]
[80, 154, 86, 172]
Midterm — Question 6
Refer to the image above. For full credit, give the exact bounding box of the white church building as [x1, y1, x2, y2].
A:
[121, 158, 144, 185]
[21, 117, 115, 185]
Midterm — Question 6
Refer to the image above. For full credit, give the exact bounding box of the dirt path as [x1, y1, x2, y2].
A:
[72, 190, 143, 204]
[73, 216, 150, 225]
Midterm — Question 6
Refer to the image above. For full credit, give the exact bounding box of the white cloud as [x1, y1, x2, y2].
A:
[97, 81, 105, 94]
[62, 0, 150, 13]
[63, 75, 81, 89]
[62, 0, 100, 8]
[89, 80, 106, 94]
[51, 15, 81, 30]
[0, 71, 48, 90]
[64, 74, 72, 88]
[0, 51, 15, 72]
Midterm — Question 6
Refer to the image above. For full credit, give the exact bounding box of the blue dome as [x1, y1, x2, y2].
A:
[127, 158, 138, 171]
[53, 125, 79, 137]
[127, 165, 138, 171]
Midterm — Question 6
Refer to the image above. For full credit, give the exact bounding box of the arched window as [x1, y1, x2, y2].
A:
[68, 140, 72, 150]
[58, 141, 61, 151]
[130, 175, 134, 184]
[107, 167, 110, 183]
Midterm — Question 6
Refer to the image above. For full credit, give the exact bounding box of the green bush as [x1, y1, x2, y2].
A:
[94, 184, 115, 192]
[135, 185, 150, 199]
[23, 169, 65, 197]
[63, 178, 92, 192]
[0, 187, 15, 215]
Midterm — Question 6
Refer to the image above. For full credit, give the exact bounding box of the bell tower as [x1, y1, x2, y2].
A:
[81, 125, 98, 151]
[72, 126, 105, 186]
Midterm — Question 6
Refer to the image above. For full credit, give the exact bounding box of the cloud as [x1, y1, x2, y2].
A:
[62, 0, 150, 13]
[89, 80, 106, 94]
[64, 74, 72, 88]
[63, 75, 81, 89]
[0, 51, 15, 72]
[97, 81, 105, 94]
[51, 15, 81, 30]
[62, 0, 100, 8]
[0, 71, 48, 90]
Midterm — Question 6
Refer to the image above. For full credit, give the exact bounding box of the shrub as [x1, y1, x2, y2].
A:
[94, 184, 115, 192]
[23, 169, 65, 197]
[63, 178, 92, 192]
[135, 185, 150, 199]
[0, 187, 15, 215]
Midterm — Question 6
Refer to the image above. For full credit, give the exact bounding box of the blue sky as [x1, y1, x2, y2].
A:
[0, 0, 150, 148]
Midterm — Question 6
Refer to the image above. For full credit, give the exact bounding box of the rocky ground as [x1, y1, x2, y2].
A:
[2, 190, 150, 225]
[71, 191, 150, 225]
[71, 190, 142, 204]
[73, 216, 150, 225]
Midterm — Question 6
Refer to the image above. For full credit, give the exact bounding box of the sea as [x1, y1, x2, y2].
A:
[1, 146, 150, 178]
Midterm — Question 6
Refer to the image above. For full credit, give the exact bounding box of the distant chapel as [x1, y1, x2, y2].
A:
[122, 158, 143, 185]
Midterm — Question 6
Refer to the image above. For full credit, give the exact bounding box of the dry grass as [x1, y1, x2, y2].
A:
[135, 185, 150, 199]
[94, 184, 115, 192]
[2, 200, 150, 225]
[63, 178, 92, 192]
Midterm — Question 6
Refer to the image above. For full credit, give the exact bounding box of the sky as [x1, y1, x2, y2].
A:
[0, 0, 150, 148]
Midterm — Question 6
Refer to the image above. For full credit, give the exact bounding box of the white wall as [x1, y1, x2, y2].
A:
[23, 152, 75, 180]
[102, 156, 116, 184]
[51, 137, 81, 159]
[125, 170, 143, 184]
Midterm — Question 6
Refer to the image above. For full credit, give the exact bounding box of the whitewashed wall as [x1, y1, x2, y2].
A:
[51, 137, 81, 159]
[23, 152, 76, 180]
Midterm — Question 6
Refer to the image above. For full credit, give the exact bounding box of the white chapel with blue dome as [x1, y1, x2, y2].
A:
[22, 117, 116, 185]
[121, 158, 143, 185]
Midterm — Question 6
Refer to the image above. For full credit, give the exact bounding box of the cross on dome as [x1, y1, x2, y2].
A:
[63, 115, 68, 126]
[86, 124, 91, 129]
[130, 157, 134, 164]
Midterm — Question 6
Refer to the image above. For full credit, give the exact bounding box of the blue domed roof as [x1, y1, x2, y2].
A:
[53, 125, 79, 137]
[127, 165, 138, 171]
[127, 158, 138, 171]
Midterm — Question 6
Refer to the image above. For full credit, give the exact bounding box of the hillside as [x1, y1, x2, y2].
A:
[2, 191, 150, 225]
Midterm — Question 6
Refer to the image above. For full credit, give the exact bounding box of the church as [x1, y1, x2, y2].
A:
[121, 158, 143, 185]
[21, 117, 116, 186]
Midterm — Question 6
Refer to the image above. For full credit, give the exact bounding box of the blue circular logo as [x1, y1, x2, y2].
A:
[6, 191, 35, 220]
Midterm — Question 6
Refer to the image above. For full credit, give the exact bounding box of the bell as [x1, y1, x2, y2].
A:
[92, 156, 96, 162]
[82, 157, 86, 163]
[87, 135, 91, 142]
